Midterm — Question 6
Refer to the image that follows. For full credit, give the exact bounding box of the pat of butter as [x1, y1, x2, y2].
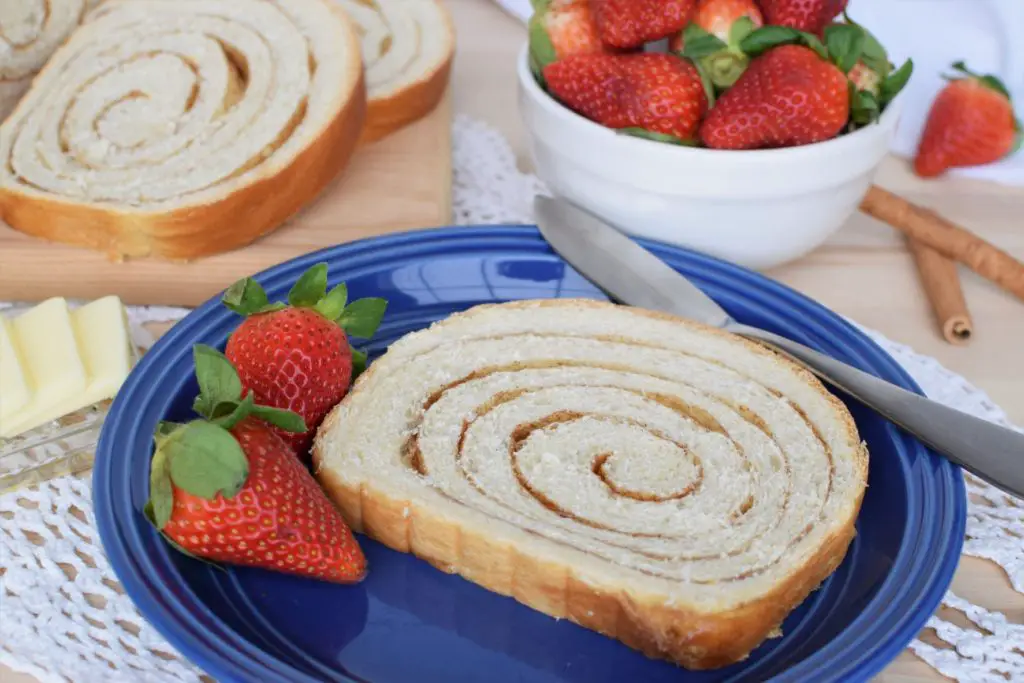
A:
[0, 318, 30, 422]
[0, 296, 135, 439]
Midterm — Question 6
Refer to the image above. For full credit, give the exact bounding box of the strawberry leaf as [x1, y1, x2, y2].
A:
[528, 12, 558, 76]
[351, 348, 368, 380]
[250, 404, 308, 434]
[529, 51, 545, 85]
[979, 74, 1012, 100]
[679, 24, 728, 61]
[165, 421, 249, 500]
[1011, 118, 1023, 157]
[860, 34, 889, 76]
[314, 283, 348, 321]
[849, 83, 881, 126]
[148, 446, 174, 530]
[880, 59, 913, 105]
[339, 298, 387, 338]
[619, 128, 699, 146]
[154, 420, 182, 442]
[740, 27, 826, 60]
[212, 391, 256, 430]
[693, 61, 717, 108]
[728, 16, 757, 47]
[193, 344, 242, 418]
[288, 263, 329, 308]
[947, 61, 1012, 98]
[223, 278, 270, 316]
[842, 12, 890, 76]
[823, 23, 865, 74]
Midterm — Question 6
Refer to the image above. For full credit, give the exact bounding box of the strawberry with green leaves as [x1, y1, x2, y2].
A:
[543, 52, 709, 144]
[914, 62, 1022, 178]
[699, 23, 912, 149]
[590, 0, 697, 49]
[529, 0, 608, 78]
[223, 263, 386, 456]
[831, 14, 913, 127]
[671, 0, 764, 89]
[146, 346, 367, 583]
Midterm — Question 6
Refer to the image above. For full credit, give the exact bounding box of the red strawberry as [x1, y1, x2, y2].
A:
[223, 263, 386, 456]
[758, 0, 847, 35]
[591, 0, 697, 49]
[670, 0, 764, 88]
[544, 53, 709, 141]
[146, 348, 366, 583]
[914, 62, 1022, 178]
[529, 0, 607, 75]
[700, 44, 849, 149]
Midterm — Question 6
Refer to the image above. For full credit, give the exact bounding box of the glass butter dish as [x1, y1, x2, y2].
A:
[1, 294, 138, 494]
[0, 400, 111, 493]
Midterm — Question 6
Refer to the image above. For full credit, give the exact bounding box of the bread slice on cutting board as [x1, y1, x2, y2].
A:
[0, 0, 366, 260]
[313, 299, 869, 670]
[334, 0, 454, 142]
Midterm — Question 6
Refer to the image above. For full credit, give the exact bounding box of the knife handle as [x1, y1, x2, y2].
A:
[729, 323, 1024, 499]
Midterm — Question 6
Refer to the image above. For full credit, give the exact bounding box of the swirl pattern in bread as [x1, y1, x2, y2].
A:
[334, 0, 454, 142]
[0, 0, 365, 259]
[314, 299, 869, 669]
[1, 0, 101, 121]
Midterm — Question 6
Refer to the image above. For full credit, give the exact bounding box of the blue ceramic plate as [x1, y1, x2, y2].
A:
[93, 226, 965, 683]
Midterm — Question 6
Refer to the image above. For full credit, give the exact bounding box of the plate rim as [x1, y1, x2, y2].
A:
[92, 224, 967, 683]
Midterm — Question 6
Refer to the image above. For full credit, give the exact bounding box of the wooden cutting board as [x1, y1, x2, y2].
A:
[0, 92, 454, 307]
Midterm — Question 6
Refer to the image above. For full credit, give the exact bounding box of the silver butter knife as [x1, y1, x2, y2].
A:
[535, 195, 1024, 499]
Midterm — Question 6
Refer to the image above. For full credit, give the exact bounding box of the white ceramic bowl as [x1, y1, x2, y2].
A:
[517, 44, 905, 270]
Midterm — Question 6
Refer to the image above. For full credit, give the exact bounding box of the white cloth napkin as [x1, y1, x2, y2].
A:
[493, 0, 1024, 186]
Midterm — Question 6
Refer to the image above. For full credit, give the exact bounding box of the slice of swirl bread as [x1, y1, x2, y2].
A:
[0, 0, 365, 260]
[1, 0, 102, 122]
[313, 299, 869, 670]
[334, 0, 454, 142]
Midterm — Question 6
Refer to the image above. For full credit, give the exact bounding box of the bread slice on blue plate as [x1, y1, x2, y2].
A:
[314, 299, 868, 670]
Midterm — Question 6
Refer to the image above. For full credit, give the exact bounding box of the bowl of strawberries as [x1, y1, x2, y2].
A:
[519, 0, 914, 269]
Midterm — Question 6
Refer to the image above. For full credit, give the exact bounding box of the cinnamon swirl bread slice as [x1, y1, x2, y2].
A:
[334, 0, 454, 142]
[313, 299, 869, 670]
[1, 0, 101, 121]
[0, 0, 365, 260]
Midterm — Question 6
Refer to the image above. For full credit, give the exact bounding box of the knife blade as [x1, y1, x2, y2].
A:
[534, 195, 1024, 499]
[534, 196, 732, 328]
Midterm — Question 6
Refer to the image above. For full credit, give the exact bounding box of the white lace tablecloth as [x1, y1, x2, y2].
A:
[1, 115, 1021, 683]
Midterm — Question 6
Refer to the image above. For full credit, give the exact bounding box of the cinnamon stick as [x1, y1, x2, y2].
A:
[906, 237, 974, 345]
[860, 185, 1024, 304]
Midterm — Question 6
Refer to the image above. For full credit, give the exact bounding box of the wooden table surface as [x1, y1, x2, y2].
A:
[2, 1, 1022, 681]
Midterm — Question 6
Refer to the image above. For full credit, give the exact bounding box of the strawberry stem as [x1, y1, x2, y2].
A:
[701, 52, 749, 89]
